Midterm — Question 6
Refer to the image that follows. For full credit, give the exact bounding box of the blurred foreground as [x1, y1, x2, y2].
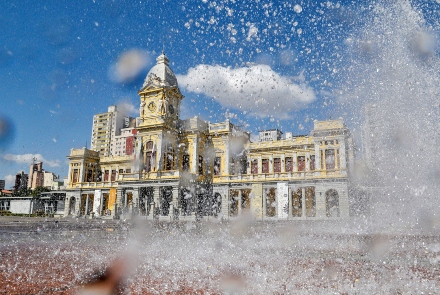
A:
[0, 217, 438, 294]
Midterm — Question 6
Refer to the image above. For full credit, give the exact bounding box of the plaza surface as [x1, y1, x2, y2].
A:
[0, 217, 438, 294]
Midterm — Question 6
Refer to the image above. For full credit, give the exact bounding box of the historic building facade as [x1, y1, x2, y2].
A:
[62, 53, 354, 220]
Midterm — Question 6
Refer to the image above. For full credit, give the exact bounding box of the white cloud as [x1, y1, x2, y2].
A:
[116, 101, 139, 117]
[4, 174, 15, 190]
[108, 49, 151, 84]
[177, 64, 316, 118]
[3, 154, 60, 167]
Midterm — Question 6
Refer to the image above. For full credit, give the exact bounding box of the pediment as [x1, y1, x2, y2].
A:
[138, 84, 163, 94]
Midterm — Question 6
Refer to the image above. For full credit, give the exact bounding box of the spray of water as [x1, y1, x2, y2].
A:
[338, 0, 440, 231]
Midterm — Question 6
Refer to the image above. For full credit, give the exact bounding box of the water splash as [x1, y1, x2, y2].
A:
[338, 0, 440, 230]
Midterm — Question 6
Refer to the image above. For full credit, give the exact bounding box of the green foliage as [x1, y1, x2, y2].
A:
[12, 186, 51, 198]
[31, 186, 50, 197]
[12, 188, 32, 197]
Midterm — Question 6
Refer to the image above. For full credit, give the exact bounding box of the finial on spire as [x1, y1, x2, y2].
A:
[162, 44, 165, 55]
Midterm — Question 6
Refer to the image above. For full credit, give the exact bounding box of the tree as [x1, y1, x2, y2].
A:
[31, 186, 50, 198]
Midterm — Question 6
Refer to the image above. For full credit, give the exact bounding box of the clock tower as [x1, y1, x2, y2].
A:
[138, 52, 183, 128]
[136, 52, 184, 173]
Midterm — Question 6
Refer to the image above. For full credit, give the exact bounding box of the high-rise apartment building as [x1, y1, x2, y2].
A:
[90, 105, 135, 157]
[91, 105, 122, 157]
[28, 162, 44, 189]
[14, 171, 28, 190]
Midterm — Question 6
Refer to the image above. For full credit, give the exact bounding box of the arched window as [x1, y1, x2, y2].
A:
[326, 189, 340, 217]
[69, 197, 76, 215]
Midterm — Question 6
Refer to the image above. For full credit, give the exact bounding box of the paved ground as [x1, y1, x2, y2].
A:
[0, 217, 438, 294]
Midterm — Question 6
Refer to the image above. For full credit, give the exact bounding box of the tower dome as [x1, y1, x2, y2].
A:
[142, 52, 178, 88]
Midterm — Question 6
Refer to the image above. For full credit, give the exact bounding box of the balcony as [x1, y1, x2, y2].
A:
[213, 169, 347, 183]
[68, 181, 118, 189]
[118, 170, 182, 181]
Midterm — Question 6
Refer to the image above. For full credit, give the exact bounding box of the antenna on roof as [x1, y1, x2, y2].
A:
[85, 140, 87, 149]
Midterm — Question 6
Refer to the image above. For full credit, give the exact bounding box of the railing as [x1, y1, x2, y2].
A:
[118, 170, 181, 181]
[69, 181, 118, 189]
[213, 169, 347, 183]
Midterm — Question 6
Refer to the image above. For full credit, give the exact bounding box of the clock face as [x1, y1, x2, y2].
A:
[168, 104, 174, 114]
[148, 102, 156, 112]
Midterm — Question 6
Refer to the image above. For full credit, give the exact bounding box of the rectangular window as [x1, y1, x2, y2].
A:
[182, 155, 190, 171]
[310, 155, 315, 170]
[165, 153, 173, 170]
[198, 156, 204, 175]
[104, 170, 109, 182]
[126, 169, 131, 173]
[86, 170, 93, 182]
[229, 158, 235, 175]
[262, 159, 269, 173]
[297, 156, 305, 171]
[251, 160, 258, 174]
[325, 150, 335, 170]
[240, 158, 247, 174]
[274, 158, 281, 173]
[285, 157, 293, 172]
[145, 152, 152, 172]
[111, 170, 116, 181]
[73, 169, 79, 183]
[214, 157, 221, 175]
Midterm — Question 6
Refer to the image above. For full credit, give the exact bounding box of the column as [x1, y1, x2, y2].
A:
[314, 143, 321, 176]
[224, 138, 229, 175]
[85, 195, 90, 215]
[262, 188, 267, 218]
[153, 186, 160, 215]
[258, 156, 262, 174]
[238, 190, 242, 216]
[293, 152, 298, 172]
[306, 152, 310, 171]
[281, 155, 285, 173]
[288, 187, 292, 217]
[191, 135, 199, 174]
[301, 187, 306, 218]
[116, 188, 124, 213]
[79, 159, 85, 183]
[73, 192, 81, 216]
[157, 134, 163, 172]
[172, 186, 179, 217]
[63, 196, 71, 217]
[132, 188, 139, 215]
[339, 139, 347, 171]
[67, 164, 72, 186]
[222, 187, 229, 219]
[269, 156, 273, 174]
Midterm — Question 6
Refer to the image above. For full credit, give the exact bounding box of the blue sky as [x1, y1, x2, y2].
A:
[0, 0, 439, 189]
